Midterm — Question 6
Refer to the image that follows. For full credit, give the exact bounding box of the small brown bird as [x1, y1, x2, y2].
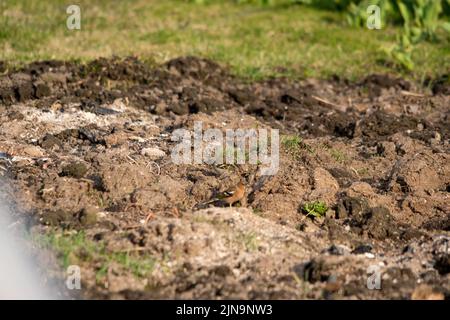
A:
[196, 179, 246, 209]
[223, 180, 245, 207]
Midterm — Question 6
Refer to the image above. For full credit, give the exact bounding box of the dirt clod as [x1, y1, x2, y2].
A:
[60, 162, 88, 179]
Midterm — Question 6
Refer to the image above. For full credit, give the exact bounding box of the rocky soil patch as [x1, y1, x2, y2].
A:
[0, 57, 449, 299]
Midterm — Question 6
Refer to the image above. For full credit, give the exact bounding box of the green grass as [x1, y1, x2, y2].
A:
[282, 135, 313, 156]
[238, 232, 259, 251]
[329, 148, 348, 163]
[1, 0, 448, 80]
[34, 231, 156, 281]
[282, 135, 303, 150]
[252, 207, 263, 215]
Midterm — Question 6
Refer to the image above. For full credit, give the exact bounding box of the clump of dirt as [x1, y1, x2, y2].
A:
[60, 162, 88, 179]
[0, 56, 449, 300]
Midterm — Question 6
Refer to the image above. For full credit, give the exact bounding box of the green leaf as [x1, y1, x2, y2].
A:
[442, 22, 450, 32]
[397, 1, 411, 26]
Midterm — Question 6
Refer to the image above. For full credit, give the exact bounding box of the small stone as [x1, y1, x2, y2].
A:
[433, 132, 441, 142]
[109, 98, 127, 112]
[432, 236, 450, 255]
[129, 136, 146, 143]
[141, 147, 166, 160]
[325, 209, 336, 219]
[326, 244, 350, 256]
[22, 146, 44, 158]
[39, 134, 62, 150]
[104, 132, 128, 147]
[352, 244, 373, 254]
[406, 104, 419, 114]
[91, 106, 119, 116]
[97, 211, 108, 218]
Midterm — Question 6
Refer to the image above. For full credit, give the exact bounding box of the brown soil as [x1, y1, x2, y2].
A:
[0, 56, 449, 299]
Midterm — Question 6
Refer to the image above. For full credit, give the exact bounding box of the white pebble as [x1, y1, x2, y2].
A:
[141, 147, 166, 159]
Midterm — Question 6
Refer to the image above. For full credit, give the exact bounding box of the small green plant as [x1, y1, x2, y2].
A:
[396, 0, 447, 42]
[384, 33, 415, 70]
[113, 251, 156, 278]
[34, 231, 156, 280]
[295, 0, 450, 71]
[330, 148, 347, 163]
[282, 135, 302, 150]
[356, 167, 369, 176]
[282, 135, 313, 155]
[346, 0, 394, 28]
[238, 232, 259, 251]
[252, 207, 263, 215]
[385, 0, 448, 70]
[302, 201, 328, 218]
[345, 0, 450, 70]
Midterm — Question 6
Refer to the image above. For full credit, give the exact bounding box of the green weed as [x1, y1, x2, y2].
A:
[302, 201, 328, 218]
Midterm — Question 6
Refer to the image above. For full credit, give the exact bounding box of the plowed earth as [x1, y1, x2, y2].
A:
[0, 57, 449, 299]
